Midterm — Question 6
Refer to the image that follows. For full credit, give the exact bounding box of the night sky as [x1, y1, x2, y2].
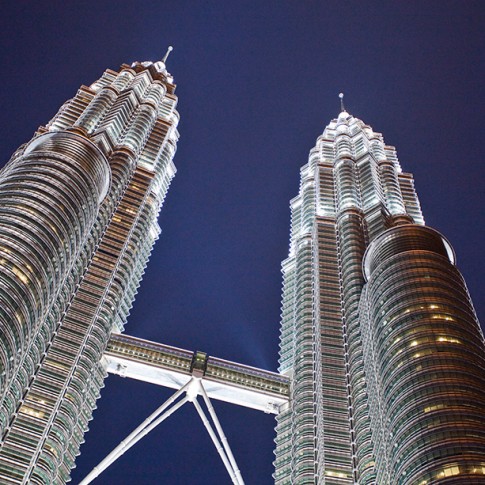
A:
[1, 2, 484, 484]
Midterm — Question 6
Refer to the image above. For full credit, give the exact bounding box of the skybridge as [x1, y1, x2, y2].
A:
[105, 333, 290, 413]
[80, 333, 290, 484]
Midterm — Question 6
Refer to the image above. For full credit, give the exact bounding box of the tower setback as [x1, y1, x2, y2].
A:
[274, 108, 485, 484]
[0, 60, 179, 483]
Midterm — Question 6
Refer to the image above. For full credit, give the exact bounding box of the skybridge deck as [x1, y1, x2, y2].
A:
[104, 333, 290, 414]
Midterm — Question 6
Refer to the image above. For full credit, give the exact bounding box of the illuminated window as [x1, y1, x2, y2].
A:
[436, 465, 460, 478]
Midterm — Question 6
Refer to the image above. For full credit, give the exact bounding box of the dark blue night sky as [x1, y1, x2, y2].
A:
[1, 2, 484, 484]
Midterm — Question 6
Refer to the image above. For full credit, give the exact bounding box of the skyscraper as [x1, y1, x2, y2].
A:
[274, 104, 485, 484]
[0, 52, 484, 485]
[0, 56, 179, 483]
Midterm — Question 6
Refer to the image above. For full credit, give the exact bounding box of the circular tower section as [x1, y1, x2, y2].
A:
[0, 131, 110, 417]
[362, 224, 485, 484]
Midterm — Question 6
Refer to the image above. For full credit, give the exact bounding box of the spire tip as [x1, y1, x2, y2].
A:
[162, 46, 174, 64]
[338, 93, 345, 112]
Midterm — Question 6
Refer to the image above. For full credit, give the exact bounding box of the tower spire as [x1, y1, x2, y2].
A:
[339, 92, 345, 112]
[162, 46, 173, 64]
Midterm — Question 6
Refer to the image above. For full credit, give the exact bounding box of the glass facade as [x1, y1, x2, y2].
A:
[274, 110, 485, 483]
[0, 60, 179, 483]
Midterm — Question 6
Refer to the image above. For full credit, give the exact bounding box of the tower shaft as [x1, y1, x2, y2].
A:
[0, 61, 179, 484]
[274, 111, 485, 484]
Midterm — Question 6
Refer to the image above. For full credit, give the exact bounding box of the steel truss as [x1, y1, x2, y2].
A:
[79, 376, 245, 484]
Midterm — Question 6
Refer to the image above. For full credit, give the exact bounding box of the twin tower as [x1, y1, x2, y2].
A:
[0, 59, 484, 484]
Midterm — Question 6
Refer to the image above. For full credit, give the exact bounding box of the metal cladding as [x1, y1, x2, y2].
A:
[0, 60, 179, 483]
[274, 110, 485, 483]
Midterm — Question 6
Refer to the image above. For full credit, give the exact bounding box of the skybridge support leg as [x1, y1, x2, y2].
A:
[192, 399, 240, 485]
[198, 383, 245, 485]
[79, 379, 193, 485]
